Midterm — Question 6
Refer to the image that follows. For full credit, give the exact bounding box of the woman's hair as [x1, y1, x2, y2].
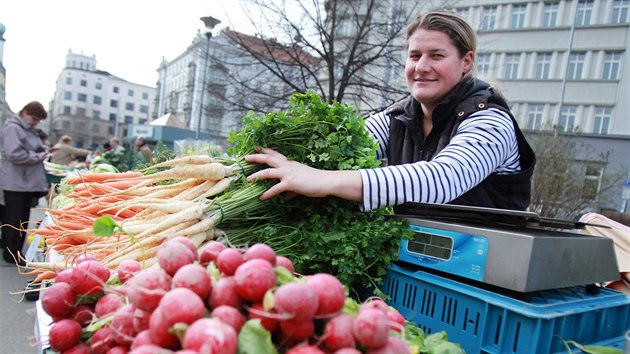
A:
[19, 101, 48, 119]
[406, 9, 477, 78]
[60, 135, 73, 143]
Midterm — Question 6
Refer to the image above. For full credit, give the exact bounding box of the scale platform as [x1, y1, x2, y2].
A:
[392, 203, 620, 293]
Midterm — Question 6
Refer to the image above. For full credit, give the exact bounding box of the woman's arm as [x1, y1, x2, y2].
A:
[1, 126, 45, 164]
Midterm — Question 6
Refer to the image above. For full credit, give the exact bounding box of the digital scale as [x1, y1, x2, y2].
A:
[392, 203, 621, 293]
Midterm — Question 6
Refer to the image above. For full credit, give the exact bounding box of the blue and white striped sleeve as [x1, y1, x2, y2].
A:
[364, 111, 390, 160]
[359, 108, 520, 211]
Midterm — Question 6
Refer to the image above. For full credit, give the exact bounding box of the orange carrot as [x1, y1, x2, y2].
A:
[66, 171, 144, 184]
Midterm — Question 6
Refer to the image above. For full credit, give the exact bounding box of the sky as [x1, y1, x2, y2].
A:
[1, 0, 253, 112]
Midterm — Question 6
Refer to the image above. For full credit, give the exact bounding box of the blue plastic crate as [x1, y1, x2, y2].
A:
[381, 263, 630, 354]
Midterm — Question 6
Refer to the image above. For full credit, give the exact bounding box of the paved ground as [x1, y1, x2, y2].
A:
[1, 201, 47, 354]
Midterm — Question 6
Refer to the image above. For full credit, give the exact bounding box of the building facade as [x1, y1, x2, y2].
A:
[0, 23, 13, 122]
[48, 50, 156, 149]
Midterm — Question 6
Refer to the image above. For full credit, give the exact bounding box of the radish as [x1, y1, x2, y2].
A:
[132, 308, 152, 332]
[198, 241, 226, 266]
[95, 293, 125, 318]
[306, 273, 346, 316]
[366, 337, 411, 354]
[209, 276, 244, 309]
[55, 268, 74, 284]
[183, 318, 238, 354]
[170, 235, 199, 259]
[126, 268, 172, 312]
[334, 348, 362, 354]
[158, 287, 206, 326]
[90, 326, 116, 354]
[172, 263, 212, 300]
[275, 256, 295, 274]
[353, 308, 389, 349]
[234, 258, 276, 302]
[244, 243, 276, 265]
[41, 282, 77, 319]
[279, 318, 315, 342]
[70, 259, 110, 295]
[130, 330, 152, 350]
[286, 344, 326, 354]
[216, 247, 244, 276]
[128, 344, 173, 354]
[387, 309, 406, 332]
[323, 314, 356, 351]
[148, 307, 180, 350]
[274, 282, 318, 320]
[63, 342, 91, 354]
[358, 297, 389, 314]
[49, 319, 82, 352]
[157, 239, 196, 276]
[70, 304, 94, 327]
[117, 259, 141, 284]
[106, 345, 131, 354]
[76, 253, 97, 264]
[110, 304, 137, 346]
[248, 303, 279, 333]
[210, 305, 246, 332]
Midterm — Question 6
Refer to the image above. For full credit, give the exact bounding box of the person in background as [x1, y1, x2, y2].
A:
[36, 128, 49, 147]
[103, 141, 112, 152]
[50, 135, 91, 165]
[0, 101, 52, 265]
[134, 136, 152, 163]
[109, 137, 125, 154]
[246, 9, 535, 212]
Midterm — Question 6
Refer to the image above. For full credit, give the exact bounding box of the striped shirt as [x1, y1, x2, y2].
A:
[359, 108, 522, 211]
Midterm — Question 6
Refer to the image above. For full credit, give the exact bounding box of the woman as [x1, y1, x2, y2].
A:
[0, 101, 51, 265]
[246, 10, 535, 212]
[50, 135, 91, 165]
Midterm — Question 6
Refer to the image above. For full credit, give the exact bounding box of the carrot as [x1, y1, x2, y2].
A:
[33, 271, 57, 283]
[66, 171, 144, 184]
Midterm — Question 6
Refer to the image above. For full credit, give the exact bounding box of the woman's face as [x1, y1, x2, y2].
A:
[22, 113, 45, 128]
[405, 28, 473, 111]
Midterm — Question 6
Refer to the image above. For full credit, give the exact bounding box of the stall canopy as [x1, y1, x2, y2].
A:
[149, 113, 188, 129]
[128, 114, 209, 149]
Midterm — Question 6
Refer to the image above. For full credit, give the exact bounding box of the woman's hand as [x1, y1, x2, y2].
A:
[245, 148, 362, 202]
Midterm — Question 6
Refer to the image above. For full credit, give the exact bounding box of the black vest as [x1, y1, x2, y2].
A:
[386, 79, 536, 211]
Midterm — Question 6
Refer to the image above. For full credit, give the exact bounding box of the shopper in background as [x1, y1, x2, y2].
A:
[50, 135, 91, 165]
[109, 137, 125, 154]
[0, 101, 52, 265]
[246, 9, 535, 212]
[134, 136, 152, 163]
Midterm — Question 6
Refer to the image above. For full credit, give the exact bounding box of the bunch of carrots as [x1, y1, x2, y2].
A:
[22, 155, 268, 283]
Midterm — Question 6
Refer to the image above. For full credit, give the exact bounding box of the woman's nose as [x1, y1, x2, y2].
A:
[415, 57, 430, 72]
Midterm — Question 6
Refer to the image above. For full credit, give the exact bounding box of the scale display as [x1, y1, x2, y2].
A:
[398, 224, 489, 281]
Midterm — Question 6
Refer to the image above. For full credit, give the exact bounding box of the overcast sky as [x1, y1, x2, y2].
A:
[1, 0, 253, 112]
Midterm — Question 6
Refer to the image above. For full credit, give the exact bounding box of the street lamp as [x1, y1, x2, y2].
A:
[196, 16, 221, 140]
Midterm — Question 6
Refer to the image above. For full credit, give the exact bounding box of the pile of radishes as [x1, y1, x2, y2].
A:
[39, 236, 413, 354]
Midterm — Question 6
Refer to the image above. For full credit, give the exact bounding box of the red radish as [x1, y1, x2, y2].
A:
[216, 248, 244, 276]
[76, 253, 97, 264]
[306, 273, 346, 316]
[117, 259, 141, 284]
[41, 282, 77, 318]
[157, 239, 196, 276]
[110, 305, 137, 346]
[275, 256, 295, 273]
[170, 236, 199, 259]
[210, 305, 246, 332]
[148, 308, 180, 350]
[274, 282, 318, 320]
[70, 259, 110, 295]
[183, 318, 237, 354]
[366, 337, 411, 354]
[106, 345, 130, 354]
[132, 308, 151, 332]
[95, 293, 125, 317]
[286, 344, 326, 354]
[63, 342, 91, 354]
[90, 326, 116, 354]
[234, 258, 276, 302]
[126, 268, 172, 312]
[209, 276, 244, 309]
[279, 318, 315, 342]
[244, 243, 276, 265]
[55, 268, 74, 284]
[353, 308, 389, 349]
[248, 303, 279, 333]
[334, 349, 362, 354]
[70, 304, 94, 327]
[198, 241, 226, 266]
[172, 263, 212, 300]
[387, 309, 406, 332]
[323, 314, 356, 351]
[128, 344, 172, 354]
[158, 288, 206, 326]
[358, 297, 389, 314]
[48, 319, 82, 352]
[130, 330, 152, 350]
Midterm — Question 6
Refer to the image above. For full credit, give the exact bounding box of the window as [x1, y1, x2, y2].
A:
[558, 105, 577, 132]
[139, 118, 147, 124]
[63, 106, 71, 115]
[80, 79, 87, 87]
[543, 3, 558, 27]
[125, 103, 135, 111]
[481, 7, 497, 30]
[511, 4, 527, 28]
[113, 86, 119, 94]
[76, 108, 86, 117]
[93, 96, 102, 105]
[75, 121, 86, 130]
[566, 52, 585, 80]
[124, 116, 133, 124]
[109, 113, 117, 122]
[62, 121, 71, 129]
[477, 54, 491, 77]
[93, 110, 101, 119]
[64, 91, 72, 100]
[95, 82, 102, 90]
[110, 100, 118, 108]
[457, 8, 469, 21]
[142, 92, 149, 100]
[108, 126, 115, 135]
[78, 93, 87, 102]
[527, 104, 545, 130]
[66, 77, 72, 85]
[536, 52, 552, 79]
[582, 163, 603, 200]
[602, 51, 622, 80]
[575, 0, 593, 26]
[128, 89, 134, 97]
[593, 107, 612, 134]
[504, 54, 520, 79]
[612, 0, 630, 24]
[139, 105, 149, 113]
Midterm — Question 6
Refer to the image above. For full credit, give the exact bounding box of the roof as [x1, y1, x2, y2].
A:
[149, 113, 188, 129]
